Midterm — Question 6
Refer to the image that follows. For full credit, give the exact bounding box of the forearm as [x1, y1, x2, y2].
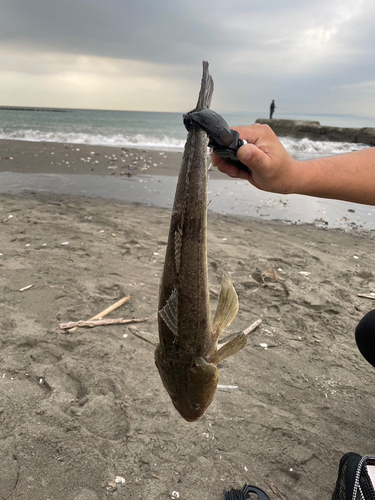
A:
[291, 148, 375, 205]
[214, 124, 375, 206]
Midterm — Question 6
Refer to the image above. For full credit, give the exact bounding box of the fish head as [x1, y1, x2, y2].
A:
[155, 350, 219, 422]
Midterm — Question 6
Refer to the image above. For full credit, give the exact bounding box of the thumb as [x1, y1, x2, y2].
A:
[237, 143, 268, 172]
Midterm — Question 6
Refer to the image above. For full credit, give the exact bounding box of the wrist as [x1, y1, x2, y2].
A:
[288, 157, 330, 198]
[283, 158, 303, 195]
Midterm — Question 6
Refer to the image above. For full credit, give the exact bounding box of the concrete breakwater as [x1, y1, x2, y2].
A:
[256, 118, 375, 145]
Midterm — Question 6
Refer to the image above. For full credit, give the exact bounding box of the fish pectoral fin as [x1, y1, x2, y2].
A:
[209, 332, 247, 365]
[159, 288, 178, 336]
[212, 275, 239, 338]
[128, 326, 159, 347]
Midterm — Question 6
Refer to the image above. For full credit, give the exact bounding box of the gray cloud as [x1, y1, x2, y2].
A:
[0, 0, 374, 115]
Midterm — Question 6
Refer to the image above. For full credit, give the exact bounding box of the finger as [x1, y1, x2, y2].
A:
[232, 123, 276, 145]
[212, 151, 252, 180]
[211, 151, 222, 167]
[217, 161, 241, 178]
[237, 143, 271, 172]
[211, 151, 239, 176]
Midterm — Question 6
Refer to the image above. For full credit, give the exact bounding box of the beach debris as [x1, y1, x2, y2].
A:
[59, 317, 148, 330]
[298, 271, 310, 276]
[265, 479, 290, 500]
[260, 343, 268, 349]
[216, 319, 263, 348]
[209, 287, 220, 297]
[66, 295, 131, 333]
[2, 214, 13, 223]
[261, 267, 279, 283]
[242, 319, 262, 336]
[217, 384, 239, 390]
[171, 492, 180, 499]
[353, 255, 359, 259]
[106, 482, 117, 491]
[19, 284, 34, 292]
[61, 241, 69, 246]
[115, 476, 126, 486]
[358, 292, 375, 300]
[150, 473, 163, 481]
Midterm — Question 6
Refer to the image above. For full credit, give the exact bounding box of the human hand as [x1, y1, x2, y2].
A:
[211, 124, 298, 194]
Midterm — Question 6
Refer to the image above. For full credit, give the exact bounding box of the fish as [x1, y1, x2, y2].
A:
[130, 61, 247, 422]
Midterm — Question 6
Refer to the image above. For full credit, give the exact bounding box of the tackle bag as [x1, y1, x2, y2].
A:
[332, 453, 375, 500]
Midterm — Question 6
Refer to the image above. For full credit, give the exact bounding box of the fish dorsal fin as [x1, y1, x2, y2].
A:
[128, 327, 159, 347]
[209, 332, 247, 365]
[159, 288, 179, 336]
[212, 275, 239, 338]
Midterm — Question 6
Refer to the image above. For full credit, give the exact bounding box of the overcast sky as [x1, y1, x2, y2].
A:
[0, 0, 374, 117]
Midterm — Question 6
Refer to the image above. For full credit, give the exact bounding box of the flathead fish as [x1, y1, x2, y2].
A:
[131, 61, 247, 422]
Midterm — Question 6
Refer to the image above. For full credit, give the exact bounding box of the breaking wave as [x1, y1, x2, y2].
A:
[0, 127, 369, 157]
[0, 128, 185, 151]
[281, 136, 369, 159]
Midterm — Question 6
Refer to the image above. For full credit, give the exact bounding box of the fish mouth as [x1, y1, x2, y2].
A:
[180, 413, 205, 423]
[172, 402, 207, 423]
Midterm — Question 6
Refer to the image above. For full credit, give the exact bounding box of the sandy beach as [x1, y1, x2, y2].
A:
[1, 140, 375, 500]
[0, 139, 188, 178]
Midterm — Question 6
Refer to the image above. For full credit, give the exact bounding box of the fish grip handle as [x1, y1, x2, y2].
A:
[223, 484, 271, 500]
[208, 129, 248, 171]
[183, 109, 251, 174]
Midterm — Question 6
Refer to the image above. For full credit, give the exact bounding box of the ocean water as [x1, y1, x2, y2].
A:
[0, 107, 373, 160]
[0, 106, 374, 229]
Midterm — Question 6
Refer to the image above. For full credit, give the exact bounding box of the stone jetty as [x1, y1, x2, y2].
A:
[256, 118, 375, 146]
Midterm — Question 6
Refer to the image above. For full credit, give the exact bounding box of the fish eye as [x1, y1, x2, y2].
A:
[190, 403, 200, 411]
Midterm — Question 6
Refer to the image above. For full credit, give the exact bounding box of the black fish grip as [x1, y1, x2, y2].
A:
[183, 108, 251, 174]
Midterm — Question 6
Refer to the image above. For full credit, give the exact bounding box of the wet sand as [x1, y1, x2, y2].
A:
[2, 140, 374, 231]
[1, 140, 375, 500]
[0, 139, 188, 177]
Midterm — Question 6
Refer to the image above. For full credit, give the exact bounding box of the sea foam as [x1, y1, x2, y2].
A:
[0, 128, 185, 151]
[0, 127, 369, 157]
[281, 136, 369, 158]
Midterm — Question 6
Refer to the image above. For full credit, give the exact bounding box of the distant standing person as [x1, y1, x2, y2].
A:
[270, 100, 276, 119]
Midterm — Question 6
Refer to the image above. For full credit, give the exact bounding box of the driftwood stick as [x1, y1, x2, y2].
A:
[60, 317, 148, 330]
[264, 480, 290, 500]
[67, 295, 131, 333]
[217, 319, 262, 348]
[358, 293, 375, 300]
[243, 319, 262, 336]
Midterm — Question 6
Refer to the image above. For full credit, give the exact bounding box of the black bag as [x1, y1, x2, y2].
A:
[332, 453, 375, 500]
